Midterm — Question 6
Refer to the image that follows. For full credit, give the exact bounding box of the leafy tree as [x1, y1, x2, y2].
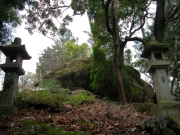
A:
[36, 39, 91, 77]
[64, 39, 91, 60]
[0, 0, 29, 45]
[36, 29, 78, 76]
[25, 0, 180, 103]
[132, 0, 180, 99]
[83, 31, 96, 47]
[90, 30, 115, 97]
[164, 19, 180, 100]
[18, 72, 36, 91]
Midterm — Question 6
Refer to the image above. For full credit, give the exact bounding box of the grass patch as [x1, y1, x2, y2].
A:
[11, 119, 91, 135]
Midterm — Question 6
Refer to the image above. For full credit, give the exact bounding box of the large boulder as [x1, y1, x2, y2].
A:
[43, 57, 92, 90]
[43, 57, 153, 102]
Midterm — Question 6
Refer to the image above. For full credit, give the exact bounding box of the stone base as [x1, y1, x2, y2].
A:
[0, 104, 18, 114]
[150, 101, 180, 116]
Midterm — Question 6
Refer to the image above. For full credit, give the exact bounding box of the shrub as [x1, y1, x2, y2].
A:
[66, 92, 95, 106]
[121, 66, 141, 102]
[11, 119, 90, 135]
[16, 79, 69, 109]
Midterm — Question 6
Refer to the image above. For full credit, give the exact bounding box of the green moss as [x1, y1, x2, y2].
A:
[11, 119, 91, 135]
[54, 58, 91, 76]
[160, 128, 176, 135]
[66, 92, 95, 106]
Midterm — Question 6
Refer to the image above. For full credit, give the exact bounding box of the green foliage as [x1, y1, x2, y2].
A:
[66, 92, 95, 106]
[19, 72, 36, 91]
[0, 109, 7, 122]
[90, 44, 115, 97]
[35, 29, 79, 76]
[64, 40, 91, 60]
[17, 89, 65, 108]
[39, 79, 68, 96]
[11, 119, 90, 135]
[121, 66, 141, 101]
[89, 18, 116, 97]
[17, 79, 68, 108]
[0, 0, 28, 45]
[36, 36, 91, 76]
[124, 49, 133, 65]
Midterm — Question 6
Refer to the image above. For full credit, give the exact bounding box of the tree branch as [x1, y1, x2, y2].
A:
[166, 5, 180, 25]
[129, 10, 148, 37]
[124, 36, 147, 45]
[136, 0, 146, 4]
[129, 1, 150, 37]
[101, 0, 113, 36]
[49, 5, 70, 10]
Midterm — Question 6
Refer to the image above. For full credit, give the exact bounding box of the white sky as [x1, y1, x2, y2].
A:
[12, 13, 91, 74]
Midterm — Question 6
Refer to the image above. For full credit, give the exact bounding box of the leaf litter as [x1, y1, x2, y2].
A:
[0, 99, 151, 135]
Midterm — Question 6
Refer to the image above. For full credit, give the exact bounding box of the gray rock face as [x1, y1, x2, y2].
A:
[139, 115, 180, 135]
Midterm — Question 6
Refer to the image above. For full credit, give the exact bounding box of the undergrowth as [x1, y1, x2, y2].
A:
[17, 79, 95, 111]
[66, 92, 95, 106]
[11, 119, 90, 135]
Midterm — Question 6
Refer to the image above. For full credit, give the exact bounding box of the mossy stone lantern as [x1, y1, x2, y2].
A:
[0, 37, 31, 113]
[141, 36, 172, 102]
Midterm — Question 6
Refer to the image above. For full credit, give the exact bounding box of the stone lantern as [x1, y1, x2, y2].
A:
[0, 37, 31, 113]
[141, 36, 172, 102]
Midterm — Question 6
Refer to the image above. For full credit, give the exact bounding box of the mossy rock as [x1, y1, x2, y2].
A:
[43, 57, 92, 90]
[71, 89, 94, 96]
[168, 116, 180, 134]
[160, 128, 176, 135]
[132, 103, 154, 112]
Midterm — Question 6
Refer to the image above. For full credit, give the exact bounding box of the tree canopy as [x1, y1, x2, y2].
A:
[25, 0, 180, 103]
[36, 37, 91, 77]
[0, 0, 29, 45]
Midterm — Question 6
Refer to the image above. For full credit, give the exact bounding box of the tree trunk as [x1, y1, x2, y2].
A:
[154, 0, 166, 42]
[119, 44, 125, 71]
[111, 0, 127, 103]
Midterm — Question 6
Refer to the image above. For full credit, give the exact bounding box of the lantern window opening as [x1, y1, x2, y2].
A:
[153, 51, 165, 61]
[13, 59, 16, 62]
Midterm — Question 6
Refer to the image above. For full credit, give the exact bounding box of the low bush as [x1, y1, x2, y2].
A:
[11, 119, 91, 135]
[66, 92, 95, 106]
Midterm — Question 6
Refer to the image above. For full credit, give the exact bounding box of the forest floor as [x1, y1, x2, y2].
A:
[0, 98, 151, 135]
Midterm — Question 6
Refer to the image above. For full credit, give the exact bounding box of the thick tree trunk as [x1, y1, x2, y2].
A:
[119, 44, 125, 71]
[111, 0, 127, 103]
[154, 0, 166, 42]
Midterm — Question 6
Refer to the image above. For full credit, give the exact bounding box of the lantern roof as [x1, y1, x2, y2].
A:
[0, 37, 31, 60]
[141, 36, 170, 58]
